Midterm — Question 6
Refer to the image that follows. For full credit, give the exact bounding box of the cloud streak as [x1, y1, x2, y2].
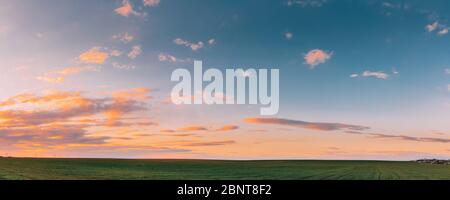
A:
[244, 117, 369, 131]
[113, 32, 134, 43]
[143, 0, 160, 7]
[350, 70, 395, 80]
[158, 53, 189, 63]
[425, 21, 448, 36]
[78, 47, 109, 64]
[362, 70, 389, 79]
[244, 117, 450, 144]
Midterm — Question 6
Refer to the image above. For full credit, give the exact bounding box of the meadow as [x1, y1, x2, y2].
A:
[0, 157, 449, 180]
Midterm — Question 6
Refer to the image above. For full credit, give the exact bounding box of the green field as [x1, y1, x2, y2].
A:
[0, 157, 449, 180]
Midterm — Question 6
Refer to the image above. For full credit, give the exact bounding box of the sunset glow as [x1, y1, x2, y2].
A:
[0, 0, 449, 160]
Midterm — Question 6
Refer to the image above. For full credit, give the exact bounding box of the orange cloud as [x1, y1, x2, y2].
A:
[79, 47, 109, 64]
[216, 125, 239, 131]
[115, 0, 133, 16]
[36, 76, 65, 83]
[161, 124, 239, 133]
[177, 126, 208, 132]
[304, 49, 332, 68]
[128, 45, 142, 59]
[158, 53, 190, 63]
[115, 0, 145, 17]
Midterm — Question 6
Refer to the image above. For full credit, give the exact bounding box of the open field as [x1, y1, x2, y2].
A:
[0, 157, 449, 180]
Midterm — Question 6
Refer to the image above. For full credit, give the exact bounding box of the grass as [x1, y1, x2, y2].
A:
[0, 157, 449, 180]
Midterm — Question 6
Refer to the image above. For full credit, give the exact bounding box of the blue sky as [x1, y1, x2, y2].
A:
[0, 0, 449, 159]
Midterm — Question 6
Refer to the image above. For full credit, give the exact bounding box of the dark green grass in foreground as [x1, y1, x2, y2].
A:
[0, 157, 449, 180]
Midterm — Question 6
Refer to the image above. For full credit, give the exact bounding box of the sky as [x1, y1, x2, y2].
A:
[0, 0, 449, 160]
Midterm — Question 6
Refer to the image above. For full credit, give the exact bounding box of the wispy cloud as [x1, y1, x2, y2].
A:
[346, 131, 450, 144]
[0, 88, 153, 147]
[285, 32, 293, 40]
[174, 38, 204, 51]
[115, 0, 146, 17]
[177, 126, 209, 132]
[216, 125, 239, 132]
[143, 0, 160, 7]
[113, 32, 134, 44]
[0, 25, 8, 34]
[160, 124, 239, 133]
[112, 62, 136, 70]
[426, 21, 439, 32]
[362, 70, 389, 79]
[438, 28, 449, 36]
[304, 49, 332, 68]
[160, 129, 175, 133]
[37, 66, 100, 83]
[244, 117, 369, 131]
[208, 38, 216, 45]
[350, 70, 392, 80]
[57, 66, 100, 75]
[445, 68, 450, 75]
[425, 21, 448, 36]
[110, 50, 122, 57]
[173, 38, 216, 51]
[349, 73, 359, 78]
[181, 140, 236, 147]
[158, 53, 189, 63]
